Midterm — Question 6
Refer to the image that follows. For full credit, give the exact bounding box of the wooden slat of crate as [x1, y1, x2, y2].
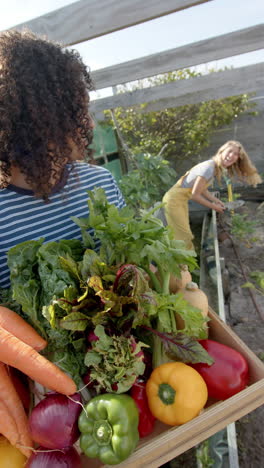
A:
[81, 308, 264, 468]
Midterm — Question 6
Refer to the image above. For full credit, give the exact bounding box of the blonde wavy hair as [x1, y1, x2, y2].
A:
[212, 140, 262, 187]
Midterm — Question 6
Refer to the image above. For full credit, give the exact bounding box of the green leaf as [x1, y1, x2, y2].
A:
[60, 312, 90, 331]
[160, 331, 214, 364]
[241, 282, 255, 289]
[84, 350, 102, 366]
[59, 255, 81, 281]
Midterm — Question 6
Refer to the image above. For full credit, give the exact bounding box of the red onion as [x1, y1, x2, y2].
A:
[25, 446, 81, 467]
[29, 392, 82, 449]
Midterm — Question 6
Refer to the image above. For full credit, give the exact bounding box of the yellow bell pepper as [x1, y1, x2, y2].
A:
[146, 362, 208, 425]
[0, 436, 27, 467]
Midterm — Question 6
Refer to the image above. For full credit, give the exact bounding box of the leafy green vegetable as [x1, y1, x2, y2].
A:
[84, 325, 148, 393]
[5, 188, 210, 385]
[7, 238, 45, 334]
[71, 188, 205, 367]
[143, 326, 214, 365]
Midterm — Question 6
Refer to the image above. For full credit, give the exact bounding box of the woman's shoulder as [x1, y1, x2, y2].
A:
[198, 159, 215, 168]
[190, 159, 214, 172]
[68, 161, 116, 182]
[189, 159, 215, 179]
[70, 161, 112, 175]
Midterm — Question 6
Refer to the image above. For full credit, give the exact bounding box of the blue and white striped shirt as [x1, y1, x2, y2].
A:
[0, 162, 125, 288]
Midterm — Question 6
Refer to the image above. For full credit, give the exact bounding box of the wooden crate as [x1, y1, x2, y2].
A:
[81, 308, 264, 468]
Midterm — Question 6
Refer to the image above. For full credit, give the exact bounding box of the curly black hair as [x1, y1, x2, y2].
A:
[0, 30, 95, 199]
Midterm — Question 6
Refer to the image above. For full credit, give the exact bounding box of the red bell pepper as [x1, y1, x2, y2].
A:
[130, 380, 156, 437]
[191, 339, 249, 400]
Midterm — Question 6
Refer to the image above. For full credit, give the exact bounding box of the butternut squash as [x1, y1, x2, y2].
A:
[176, 281, 209, 333]
[169, 264, 192, 293]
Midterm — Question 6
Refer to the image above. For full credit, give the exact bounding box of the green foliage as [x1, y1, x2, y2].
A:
[119, 152, 177, 210]
[105, 69, 256, 167]
[242, 270, 264, 296]
[105, 70, 256, 211]
[84, 324, 147, 393]
[230, 213, 257, 244]
[196, 440, 214, 468]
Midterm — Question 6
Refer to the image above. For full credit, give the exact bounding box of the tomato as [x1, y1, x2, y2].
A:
[191, 339, 249, 400]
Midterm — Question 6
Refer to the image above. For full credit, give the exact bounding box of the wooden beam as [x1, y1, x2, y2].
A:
[6, 0, 212, 46]
[92, 24, 264, 89]
[90, 62, 264, 114]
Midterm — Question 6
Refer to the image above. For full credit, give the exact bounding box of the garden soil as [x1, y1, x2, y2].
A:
[161, 199, 264, 468]
[218, 200, 264, 468]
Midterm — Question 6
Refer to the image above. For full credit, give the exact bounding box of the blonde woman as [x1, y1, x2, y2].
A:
[162, 141, 262, 251]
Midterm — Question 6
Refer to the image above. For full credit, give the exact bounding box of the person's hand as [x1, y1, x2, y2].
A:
[214, 199, 225, 209]
[213, 203, 225, 213]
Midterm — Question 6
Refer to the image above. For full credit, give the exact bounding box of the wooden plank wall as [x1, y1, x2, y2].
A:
[5, 0, 264, 130]
[7, 0, 212, 46]
[91, 24, 264, 89]
[90, 61, 264, 115]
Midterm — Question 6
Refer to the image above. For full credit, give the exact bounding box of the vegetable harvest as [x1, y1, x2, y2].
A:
[78, 393, 139, 464]
[0, 188, 251, 464]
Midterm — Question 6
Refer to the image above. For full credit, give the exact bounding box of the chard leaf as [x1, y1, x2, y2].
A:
[145, 326, 214, 365]
[88, 275, 104, 292]
[131, 292, 157, 328]
[80, 249, 112, 280]
[60, 312, 90, 331]
[42, 304, 56, 328]
[113, 264, 150, 297]
[163, 332, 214, 365]
[77, 288, 88, 302]
[64, 285, 79, 303]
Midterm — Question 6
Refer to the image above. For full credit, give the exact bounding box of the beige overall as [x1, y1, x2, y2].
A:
[163, 172, 210, 252]
[163, 174, 194, 251]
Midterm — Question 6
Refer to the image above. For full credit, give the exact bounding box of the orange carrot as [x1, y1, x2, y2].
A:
[0, 363, 32, 458]
[0, 399, 20, 450]
[0, 328, 77, 395]
[0, 306, 47, 351]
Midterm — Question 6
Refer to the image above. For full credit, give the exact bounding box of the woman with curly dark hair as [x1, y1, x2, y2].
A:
[0, 30, 125, 288]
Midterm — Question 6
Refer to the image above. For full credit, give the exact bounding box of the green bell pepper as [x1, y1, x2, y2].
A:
[78, 393, 139, 465]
